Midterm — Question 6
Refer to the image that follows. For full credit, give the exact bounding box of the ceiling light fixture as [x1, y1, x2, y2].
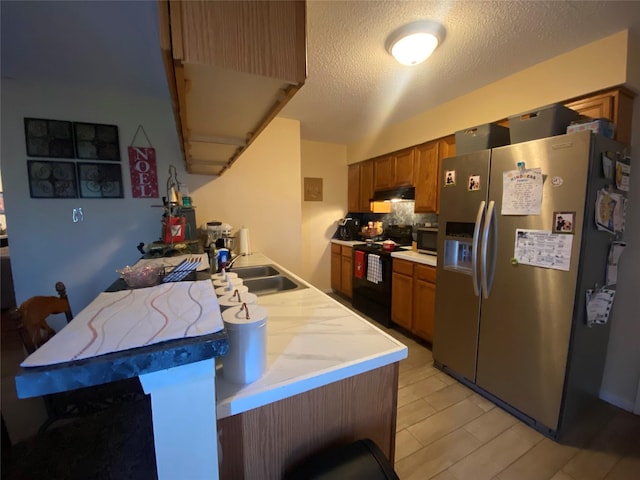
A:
[386, 20, 446, 66]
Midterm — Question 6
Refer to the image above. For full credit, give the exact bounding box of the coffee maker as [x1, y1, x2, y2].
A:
[337, 217, 360, 240]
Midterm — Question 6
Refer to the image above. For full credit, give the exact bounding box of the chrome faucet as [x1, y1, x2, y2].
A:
[224, 254, 245, 271]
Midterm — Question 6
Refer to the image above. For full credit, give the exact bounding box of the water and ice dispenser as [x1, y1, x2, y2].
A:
[442, 222, 475, 274]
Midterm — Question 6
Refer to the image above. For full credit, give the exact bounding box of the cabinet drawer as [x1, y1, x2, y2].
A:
[341, 246, 353, 257]
[415, 264, 436, 283]
[331, 243, 341, 255]
[393, 258, 414, 276]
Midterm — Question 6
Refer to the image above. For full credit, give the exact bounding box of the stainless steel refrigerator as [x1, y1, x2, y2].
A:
[433, 131, 627, 437]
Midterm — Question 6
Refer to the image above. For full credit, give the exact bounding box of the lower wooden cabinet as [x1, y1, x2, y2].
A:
[391, 259, 414, 330]
[331, 243, 353, 297]
[413, 264, 437, 342]
[391, 258, 436, 342]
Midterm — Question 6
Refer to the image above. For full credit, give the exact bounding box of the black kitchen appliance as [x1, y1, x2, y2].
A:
[351, 226, 411, 327]
[337, 217, 360, 240]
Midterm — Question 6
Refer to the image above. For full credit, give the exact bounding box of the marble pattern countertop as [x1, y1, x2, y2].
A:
[330, 239, 363, 247]
[215, 252, 408, 419]
[391, 250, 437, 267]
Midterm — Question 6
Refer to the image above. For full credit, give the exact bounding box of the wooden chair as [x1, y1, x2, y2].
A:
[12, 282, 146, 433]
[13, 281, 73, 355]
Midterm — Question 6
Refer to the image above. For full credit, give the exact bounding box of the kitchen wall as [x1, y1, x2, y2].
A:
[300, 140, 348, 291]
[0, 79, 189, 322]
[347, 30, 632, 163]
[188, 117, 304, 278]
[600, 91, 640, 413]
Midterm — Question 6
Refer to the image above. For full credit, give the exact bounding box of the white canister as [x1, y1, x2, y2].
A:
[222, 304, 268, 384]
[218, 290, 258, 311]
[215, 284, 249, 297]
[213, 277, 243, 289]
[211, 271, 238, 282]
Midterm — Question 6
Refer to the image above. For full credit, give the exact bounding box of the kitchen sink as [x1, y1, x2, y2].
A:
[231, 264, 280, 279]
[243, 275, 306, 296]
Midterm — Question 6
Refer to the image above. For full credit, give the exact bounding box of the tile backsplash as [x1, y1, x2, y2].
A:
[347, 201, 438, 236]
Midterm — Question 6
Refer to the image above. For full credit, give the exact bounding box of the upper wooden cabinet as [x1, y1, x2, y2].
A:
[348, 161, 374, 213]
[348, 160, 391, 213]
[158, 0, 307, 175]
[373, 149, 415, 190]
[414, 135, 456, 214]
[564, 87, 634, 146]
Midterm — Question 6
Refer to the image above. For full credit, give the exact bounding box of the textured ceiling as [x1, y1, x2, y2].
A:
[2, 1, 640, 146]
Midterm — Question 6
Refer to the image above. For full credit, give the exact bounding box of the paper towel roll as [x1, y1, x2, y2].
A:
[239, 228, 251, 255]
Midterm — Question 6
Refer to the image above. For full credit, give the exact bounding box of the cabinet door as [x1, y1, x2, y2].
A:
[564, 87, 635, 145]
[374, 156, 393, 190]
[172, 1, 306, 83]
[414, 278, 436, 342]
[331, 250, 341, 292]
[394, 149, 415, 186]
[359, 160, 375, 211]
[341, 254, 352, 297]
[348, 164, 360, 212]
[392, 272, 413, 330]
[413, 265, 436, 342]
[436, 135, 456, 214]
[565, 94, 613, 121]
[414, 141, 439, 213]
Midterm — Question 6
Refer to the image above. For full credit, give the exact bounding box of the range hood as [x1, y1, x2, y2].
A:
[371, 186, 415, 202]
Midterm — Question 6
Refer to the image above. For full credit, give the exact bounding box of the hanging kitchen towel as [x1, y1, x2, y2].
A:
[367, 254, 382, 284]
[355, 250, 366, 279]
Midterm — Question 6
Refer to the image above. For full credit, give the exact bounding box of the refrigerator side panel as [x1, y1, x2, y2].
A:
[434, 151, 490, 382]
[560, 134, 626, 432]
[476, 132, 592, 431]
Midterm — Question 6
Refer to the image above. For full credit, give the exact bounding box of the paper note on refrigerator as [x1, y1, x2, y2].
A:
[502, 168, 543, 215]
[605, 241, 626, 286]
[514, 229, 573, 271]
[585, 288, 616, 326]
[615, 160, 630, 192]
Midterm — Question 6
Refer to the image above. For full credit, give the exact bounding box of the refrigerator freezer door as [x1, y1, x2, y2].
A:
[475, 132, 591, 431]
[434, 150, 491, 382]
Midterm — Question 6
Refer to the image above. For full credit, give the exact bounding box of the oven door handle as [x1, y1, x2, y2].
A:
[471, 201, 485, 297]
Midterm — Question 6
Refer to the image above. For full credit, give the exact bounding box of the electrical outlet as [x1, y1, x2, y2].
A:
[72, 208, 84, 223]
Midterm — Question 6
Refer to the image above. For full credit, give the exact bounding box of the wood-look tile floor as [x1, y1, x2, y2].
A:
[328, 294, 640, 480]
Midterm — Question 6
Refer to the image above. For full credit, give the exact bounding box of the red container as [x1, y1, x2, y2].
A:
[162, 216, 186, 243]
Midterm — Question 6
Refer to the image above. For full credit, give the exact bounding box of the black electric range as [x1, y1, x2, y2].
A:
[351, 242, 409, 327]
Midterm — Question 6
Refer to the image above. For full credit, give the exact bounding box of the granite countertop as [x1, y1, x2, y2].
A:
[215, 252, 408, 419]
[15, 271, 229, 399]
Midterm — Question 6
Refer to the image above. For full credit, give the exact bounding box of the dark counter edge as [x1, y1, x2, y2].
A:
[15, 330, 229, 399]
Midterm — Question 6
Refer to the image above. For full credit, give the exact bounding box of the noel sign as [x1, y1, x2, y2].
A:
[127, 125, 159, 198]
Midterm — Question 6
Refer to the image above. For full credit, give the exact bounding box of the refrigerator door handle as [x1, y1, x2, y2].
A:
[481, 200, 498, 299]
[472, 200, 486, 297]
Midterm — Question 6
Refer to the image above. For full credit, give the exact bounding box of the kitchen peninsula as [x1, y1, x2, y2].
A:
[15, 252, 407, 479]
[216, 252, 407, 478]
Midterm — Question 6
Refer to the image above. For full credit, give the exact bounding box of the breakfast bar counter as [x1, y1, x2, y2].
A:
[215, 252, 407, 478]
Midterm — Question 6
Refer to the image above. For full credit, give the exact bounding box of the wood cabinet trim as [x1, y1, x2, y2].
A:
[415, 264, 437, 283]
[392, 258, 414, 276]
